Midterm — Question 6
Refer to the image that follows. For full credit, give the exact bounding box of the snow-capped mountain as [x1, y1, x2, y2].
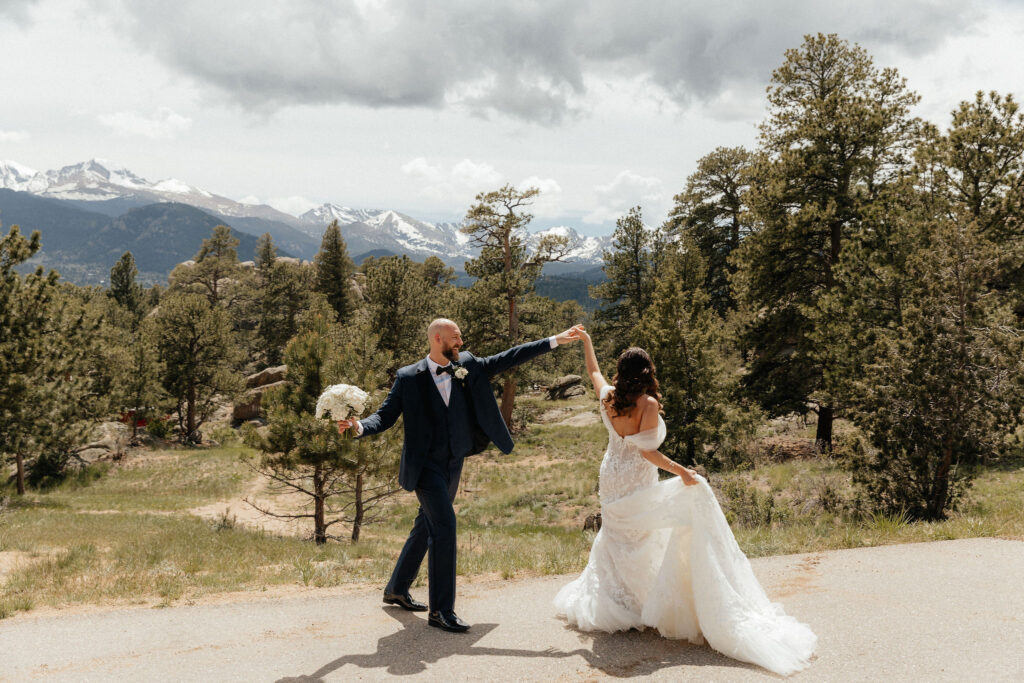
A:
[300, 203, 475, 262]
[299, 204, 385, 226]
[1, 159, 611, 268]
[530, 225, 608, 262]
[0, 158, 302, 226]
[0, 160, 48, 193]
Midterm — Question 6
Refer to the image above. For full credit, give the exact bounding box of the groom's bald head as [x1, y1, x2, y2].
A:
[428, 318, 463, 362]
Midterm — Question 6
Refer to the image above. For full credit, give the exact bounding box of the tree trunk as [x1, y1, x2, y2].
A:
[815, 405, 834, 452]
[929, 437, 955, 520]
[313, 465, 327, 545]
[186, 382, 197, 443]
[500, 375, 516, 428]
[351, 472, 363, 542]
[15, 452, 25, 495]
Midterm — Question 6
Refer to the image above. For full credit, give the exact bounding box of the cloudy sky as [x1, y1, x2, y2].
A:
[2, 0, 1023, 234]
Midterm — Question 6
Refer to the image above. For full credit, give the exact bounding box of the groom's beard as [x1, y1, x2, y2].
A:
[442, 344, 459, 362]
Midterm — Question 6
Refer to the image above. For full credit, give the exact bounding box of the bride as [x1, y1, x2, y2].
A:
[553, 326, 817, 676]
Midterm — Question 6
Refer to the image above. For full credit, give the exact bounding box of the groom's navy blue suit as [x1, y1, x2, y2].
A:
[357, 337, 556, 612]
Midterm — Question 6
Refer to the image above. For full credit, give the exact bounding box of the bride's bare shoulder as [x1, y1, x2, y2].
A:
[638, 394, 661, 411]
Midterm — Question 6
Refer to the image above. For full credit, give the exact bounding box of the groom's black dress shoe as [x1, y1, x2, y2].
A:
[427, 610, 470, 632]
[383, 592, 428, 611]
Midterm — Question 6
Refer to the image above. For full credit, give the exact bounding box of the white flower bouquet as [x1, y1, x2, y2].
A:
[315, 383, 369, 422]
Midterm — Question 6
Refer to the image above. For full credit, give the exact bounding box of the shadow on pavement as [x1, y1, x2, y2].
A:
[276, 607, 759, 681]
[275, 608, 576, 680]
[567, 626, 759, 678]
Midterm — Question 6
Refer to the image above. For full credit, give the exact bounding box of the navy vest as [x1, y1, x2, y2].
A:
[424, 375, 474, 464]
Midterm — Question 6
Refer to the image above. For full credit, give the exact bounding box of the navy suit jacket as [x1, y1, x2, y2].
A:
[358, 338, 554, 491]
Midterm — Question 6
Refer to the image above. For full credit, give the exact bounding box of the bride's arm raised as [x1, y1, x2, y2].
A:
[635, 395, 700, 486]
[577, 325, 608, 395]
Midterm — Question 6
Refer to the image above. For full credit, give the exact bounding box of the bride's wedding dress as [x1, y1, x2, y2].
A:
[554, 385, 817, 676]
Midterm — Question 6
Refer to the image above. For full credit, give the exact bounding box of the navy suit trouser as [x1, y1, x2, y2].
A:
[385, 455, 464, 612]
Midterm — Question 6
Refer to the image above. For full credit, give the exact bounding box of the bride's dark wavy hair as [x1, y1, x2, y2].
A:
[604, 347, 662, 417]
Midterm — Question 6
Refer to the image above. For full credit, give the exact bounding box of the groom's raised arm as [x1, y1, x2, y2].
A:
[477, 327, 579, 378]
[357, 375, 404, 437]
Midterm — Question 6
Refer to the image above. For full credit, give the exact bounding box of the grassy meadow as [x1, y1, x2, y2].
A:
[2, 393, 1022, 619]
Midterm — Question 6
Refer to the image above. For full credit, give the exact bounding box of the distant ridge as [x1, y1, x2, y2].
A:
[1, 158, 613, 271]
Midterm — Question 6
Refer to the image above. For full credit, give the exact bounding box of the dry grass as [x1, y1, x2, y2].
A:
[1, 394, 1021, 618]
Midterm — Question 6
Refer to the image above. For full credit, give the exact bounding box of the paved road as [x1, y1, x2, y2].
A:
[2, 538, 1022, 681]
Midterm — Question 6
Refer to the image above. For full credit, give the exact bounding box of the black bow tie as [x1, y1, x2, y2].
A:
[435, 364, 455, 376]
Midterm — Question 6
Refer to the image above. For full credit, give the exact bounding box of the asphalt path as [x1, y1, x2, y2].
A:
[2, 538, 1022, 682]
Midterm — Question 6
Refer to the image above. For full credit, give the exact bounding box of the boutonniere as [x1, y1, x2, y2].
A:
[454, 365, 469, 382]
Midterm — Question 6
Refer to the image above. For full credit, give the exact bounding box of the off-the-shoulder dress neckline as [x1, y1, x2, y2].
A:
[601, 386, 664, 440]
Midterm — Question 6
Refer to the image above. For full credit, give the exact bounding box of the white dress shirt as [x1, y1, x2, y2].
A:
[354, 336, 558, 435]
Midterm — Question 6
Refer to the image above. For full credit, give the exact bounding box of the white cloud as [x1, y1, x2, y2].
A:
[96, 0, 978, 124]
[265, 195, 319, 216]
[401, 157, 443, 182]
[236, 195, 262, 205]
[584, 170, 667, 225]
[519, 175, 562, 194]
[402, 157, 503, 203]
[518, 175, 563, 218]
[96, 107, 192, 139]
[0, 129, 29, 142]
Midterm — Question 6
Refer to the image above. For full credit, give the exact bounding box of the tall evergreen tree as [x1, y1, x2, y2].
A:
[360, 255, 435, 374]
[637, 238, 758, 466]
[461, 184, 570, 425]
[23, 287, 107, 486]
[666, 147, 752, 315]
[834, 209, 1023, 519]
[251, 233, 311, 366]
[108, 251, 144, 321]
[0, 225, 61, 494]
[737, 33, 922, 449]
[314, 220, 358, 322]
[922, 91, 1024, 315]
[255, 232, 277, 272]
[152, 293, 243, 443]
[589, 206, 663, 357]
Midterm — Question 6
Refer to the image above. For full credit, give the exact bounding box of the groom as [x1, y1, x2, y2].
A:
[337, 318, 580, 632]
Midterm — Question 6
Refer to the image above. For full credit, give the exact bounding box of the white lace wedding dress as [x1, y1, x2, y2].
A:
[554, 386, 817, 676]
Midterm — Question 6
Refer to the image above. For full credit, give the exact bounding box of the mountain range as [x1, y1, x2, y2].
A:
[0, 159, 612, 287]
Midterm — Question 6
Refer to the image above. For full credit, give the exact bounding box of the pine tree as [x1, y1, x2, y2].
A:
[314, 220, 358, 322]
[245, 302, 400, 543]
[589, 206, 663, 357]
[421, 255, 456, 288]
[822, 94, 1024, 519]
[0, 225, 61, 494]
[461, 184, 570, 425]
[110, 318, 167, 439]
[251, 233, 311, 366]
[359, 255, 433, 373]
[255, 232, 277, 272]
[108, 251, 144, 322]
[637, 239, 758, 466]
[169, 224, 245, 308]
[23, 287, 107, 486]
[836, 211, 1023, 519]
[737, 33, 922, 449]
[922, 91, 1024, 316]
[666, 147, 752, 315]
[152, 293, 243, 443]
